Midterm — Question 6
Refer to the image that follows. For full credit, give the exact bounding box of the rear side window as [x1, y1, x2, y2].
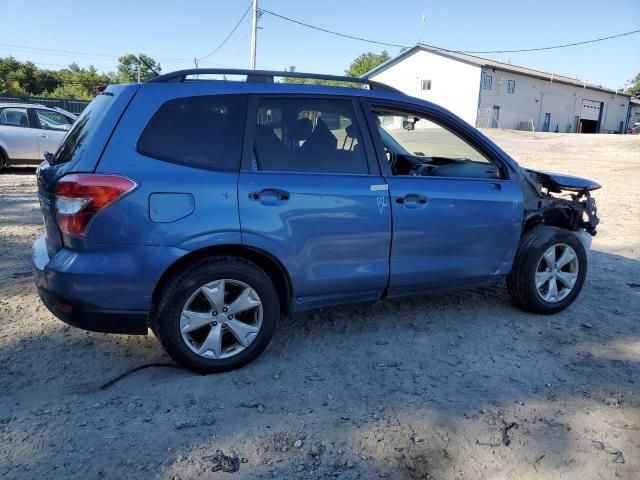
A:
[138, 95, 246, 170]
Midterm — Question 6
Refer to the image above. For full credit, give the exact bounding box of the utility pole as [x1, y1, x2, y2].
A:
[137, 62, 141, 83]
[194, 57, 199, 79]
[250, 0, 258, 69]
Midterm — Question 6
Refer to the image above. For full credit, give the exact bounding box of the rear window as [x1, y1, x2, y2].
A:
[137, 95, 247, 171]
[53, 94, 113, 165]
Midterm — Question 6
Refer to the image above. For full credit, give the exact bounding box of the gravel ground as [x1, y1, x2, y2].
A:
[1, 130, 639, 480]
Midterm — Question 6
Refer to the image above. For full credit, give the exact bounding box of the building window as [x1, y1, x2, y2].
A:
[507, 80, 515, 94]
[482, 74, 492, 90]
[421, 79, 432, 91]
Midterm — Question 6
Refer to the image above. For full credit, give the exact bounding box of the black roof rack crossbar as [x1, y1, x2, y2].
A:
[147, 68, 401, 93]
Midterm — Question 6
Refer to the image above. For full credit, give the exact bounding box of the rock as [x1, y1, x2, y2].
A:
[174, 421, 192, 430]
[294, 440, 303, 448]
[202, 450, 241, 473]
[581, 322, 593, 329]
[592, 441, 604, 450]
[604, 397, 619, 406]
[613, 452, 625, 464]
[257, 404, 265, 413]
[604, 446, 620, 454]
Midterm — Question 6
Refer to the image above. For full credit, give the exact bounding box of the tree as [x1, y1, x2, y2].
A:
[345, 50, 390, 77]
[116, 54, 161, 83]
[626, 73, 640, 95]
[283, 50, 392, 87]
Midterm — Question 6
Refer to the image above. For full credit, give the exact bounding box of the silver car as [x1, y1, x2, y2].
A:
[0, 103, 77, 170]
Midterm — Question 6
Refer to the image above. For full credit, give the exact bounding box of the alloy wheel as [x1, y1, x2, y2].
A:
[535, 243, 579, 303]
[180, 279, 263, 359]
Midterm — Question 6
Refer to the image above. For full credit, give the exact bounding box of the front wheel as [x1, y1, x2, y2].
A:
[152, 257, 279, 373]
[507, 226, 588, 314]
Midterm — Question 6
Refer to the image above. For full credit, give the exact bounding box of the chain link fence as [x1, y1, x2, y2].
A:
[476, 107, 536, 134]
[0, 95, 90, 114]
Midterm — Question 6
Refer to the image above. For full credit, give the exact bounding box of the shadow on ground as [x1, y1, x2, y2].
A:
[1, 251, 638, 479]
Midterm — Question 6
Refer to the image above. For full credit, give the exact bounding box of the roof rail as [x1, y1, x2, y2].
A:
[147, 68, 401, 94]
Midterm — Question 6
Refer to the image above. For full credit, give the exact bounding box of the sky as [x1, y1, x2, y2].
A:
[2, 0, 639, 90]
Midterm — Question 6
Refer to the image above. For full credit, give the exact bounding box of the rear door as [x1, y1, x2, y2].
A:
[0, 106, 40, 161]
[32, 108, 71, 156]
[362, 100, 524, 295]
[238, 95, 392, 310]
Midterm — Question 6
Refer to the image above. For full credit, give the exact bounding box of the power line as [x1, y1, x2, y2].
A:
[198, 2, 252, 61]
[258, 8, 640, 55]
[259, 8, 408, 49]
[0, 43, 190, 63]
[460, 29, 640, 54]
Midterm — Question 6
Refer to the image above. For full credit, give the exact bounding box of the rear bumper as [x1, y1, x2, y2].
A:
[32, 233, 186, 335]
[36, 286, 149, 335]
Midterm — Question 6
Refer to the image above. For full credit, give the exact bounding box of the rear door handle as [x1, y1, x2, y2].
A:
[396, 194, 427, 208]
[249, 188, 290, 205]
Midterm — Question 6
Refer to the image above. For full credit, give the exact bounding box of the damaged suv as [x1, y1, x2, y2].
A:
[33, 69, 599, 372]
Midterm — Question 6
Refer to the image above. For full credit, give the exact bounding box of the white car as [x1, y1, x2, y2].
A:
[0, 103, 77, 170]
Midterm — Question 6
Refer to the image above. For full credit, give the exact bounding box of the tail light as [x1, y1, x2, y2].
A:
[55, 174, 137, 236]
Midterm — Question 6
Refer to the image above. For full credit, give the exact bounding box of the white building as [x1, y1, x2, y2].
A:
[364, 45, 633, 134]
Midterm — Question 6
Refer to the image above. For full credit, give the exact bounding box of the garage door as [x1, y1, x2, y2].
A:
[581, 100, 601, 121]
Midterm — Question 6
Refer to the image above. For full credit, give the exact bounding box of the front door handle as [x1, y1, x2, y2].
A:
[396, 194, 427, 208]
[39, 134, 49, 138]
[249, 188, 290, 205]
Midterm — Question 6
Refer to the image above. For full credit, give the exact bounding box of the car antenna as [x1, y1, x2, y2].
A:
[138, 55, 160, 78]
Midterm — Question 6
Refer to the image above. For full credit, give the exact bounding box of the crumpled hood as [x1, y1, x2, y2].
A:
[525, 169, 601, 192]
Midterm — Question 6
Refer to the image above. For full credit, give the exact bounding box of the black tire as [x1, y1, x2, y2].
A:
[0, 149, 7, 171]
[152, 257, 280, 373]
[507, 226, 587, 314]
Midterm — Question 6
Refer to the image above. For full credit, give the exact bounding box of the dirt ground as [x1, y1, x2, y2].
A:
[1, 130, 639, 480]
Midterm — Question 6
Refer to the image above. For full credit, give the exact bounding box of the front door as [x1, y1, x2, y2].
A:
[238, 96, 392, 310]
[543, 112, 551, 132]
[363, 102, 523, 295]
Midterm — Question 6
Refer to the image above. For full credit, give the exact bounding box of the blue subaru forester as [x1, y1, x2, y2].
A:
[33, 69, 600, 372]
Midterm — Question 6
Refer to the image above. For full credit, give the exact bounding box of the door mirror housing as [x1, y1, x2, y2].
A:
[402, 119, 415, 131]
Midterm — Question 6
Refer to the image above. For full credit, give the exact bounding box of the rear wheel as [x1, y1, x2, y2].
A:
[507, 226, 587, 314]
[153, 257, 279, 373]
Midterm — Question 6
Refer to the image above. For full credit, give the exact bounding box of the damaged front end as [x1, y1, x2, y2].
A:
[519, 168, 600, 236]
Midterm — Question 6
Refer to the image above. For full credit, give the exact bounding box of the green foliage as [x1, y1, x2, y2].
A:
[0, 53, 161, 100]
[345, 50, 390, 77]
[283, 50, 391, 87]
[627, 73, 640, 95]
[116, 54, 161, 83]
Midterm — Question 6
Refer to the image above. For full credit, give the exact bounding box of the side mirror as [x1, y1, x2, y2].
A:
[402, 120, 415, 131]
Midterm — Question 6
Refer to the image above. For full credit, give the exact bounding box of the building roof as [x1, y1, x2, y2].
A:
[363, 45, 631, 97]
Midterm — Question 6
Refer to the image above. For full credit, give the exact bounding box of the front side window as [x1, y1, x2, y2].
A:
[138, 95, 246, 170]
[371, 108, 500, 179]
[482, 74, 493, 90]
[36, 109, 69, 130]
[0, 107, 29, 127]
[254, 97, 367, 174]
